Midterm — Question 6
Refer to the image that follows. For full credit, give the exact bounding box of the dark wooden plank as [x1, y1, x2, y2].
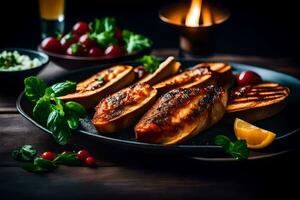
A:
[0, 114, 115, 167]
[0, 150, 299, 200]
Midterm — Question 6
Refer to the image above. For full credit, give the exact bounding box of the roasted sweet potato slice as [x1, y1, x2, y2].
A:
[138, 56, 181, 85]
[153, 62, 234, 94]
[59, 65, 135, 109]
[92, 83, 157, 133]
[225, 82, 290, 122]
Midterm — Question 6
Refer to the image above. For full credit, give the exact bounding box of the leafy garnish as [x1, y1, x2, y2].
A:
[139, 55, 160, 73]
[97, 75, 104, 82]
[122, 30, 152, 53]
[90, 31, 117, 48]
[12, 145, 37, 161]
[50, 80, 76, 97]
[22, 163, 48, 173]
[53, 152, 81, 166]
[24, 77, 47, 103]
[24, 76, 87, 145]
[215, 135, 249, 160]
[47, 110, 71, 145]
[89, 17, 117, 33]
[33, 96, 53, 125]
[65, 101, 87, 118]
[13, 147, 95, 173]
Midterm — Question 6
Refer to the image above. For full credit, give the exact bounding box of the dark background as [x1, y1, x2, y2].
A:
[1, 0, 299, 60]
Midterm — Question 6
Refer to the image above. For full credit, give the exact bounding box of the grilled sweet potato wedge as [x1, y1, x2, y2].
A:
[138, 56, 181, 85]
[135, 85, 228, 144]
[153, 62, 234, 94]
[225, 82, 290, 122]
[92, 83, 157, 133]
[59, 65, 135, 109]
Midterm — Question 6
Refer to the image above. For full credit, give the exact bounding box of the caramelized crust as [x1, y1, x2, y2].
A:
[135, 85, 228, 144]
[225, 82, 290, 122]
[227, 82, 289, 112]
[153, 62, 233, 93]
[59, 65, 135, 109]
[93, 83, 153, 123]
[76, 65, 127, 92]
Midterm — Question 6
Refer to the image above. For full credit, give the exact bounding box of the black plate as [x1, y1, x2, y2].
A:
[16, 60, 300, 161]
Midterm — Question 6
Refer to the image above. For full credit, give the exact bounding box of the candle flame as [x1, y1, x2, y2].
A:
[185, 0, 202, 27]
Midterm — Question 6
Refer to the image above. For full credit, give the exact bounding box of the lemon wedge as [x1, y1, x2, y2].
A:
[234, 118, 276, 149]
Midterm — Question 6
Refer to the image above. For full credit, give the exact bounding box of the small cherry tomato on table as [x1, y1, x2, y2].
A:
[41, 151, 56, 161]
[237, 71, 262, 86]
[85, 156, 96, 167]
[76, 149, 90, 161]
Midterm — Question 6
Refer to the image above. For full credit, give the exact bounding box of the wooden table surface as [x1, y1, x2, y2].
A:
[0, 49, 299, 200]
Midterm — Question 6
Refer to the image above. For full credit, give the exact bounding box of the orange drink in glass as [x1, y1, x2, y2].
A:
[39, 0, 65, 38]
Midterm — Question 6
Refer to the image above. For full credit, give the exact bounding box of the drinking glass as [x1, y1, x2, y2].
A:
[39, 0, 65, 39]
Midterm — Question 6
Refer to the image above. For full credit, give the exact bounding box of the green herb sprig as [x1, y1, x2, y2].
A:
[215, 135, 249, 160]
[138, 55, 160, 73]
[12, 145, 84, 173]
[24, 76, 86, 145]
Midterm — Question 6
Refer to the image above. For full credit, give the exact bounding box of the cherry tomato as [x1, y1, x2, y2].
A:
[79, 34, 97, 48]
[60, 33, 80, 50]
[134, 66, 148, 79]
[66, 43, 87, 56]
[76, 149, 90, 161]
[105, 45, 124, 57]
[41, 151, 56, 161]
[114, 27, 123, 42]
[88, 47, 104, 57]
[73, 22, 90, 35]
[41, 37, 62, 54]
[85, 156, 96, 166]
[237, 71, 262, 86]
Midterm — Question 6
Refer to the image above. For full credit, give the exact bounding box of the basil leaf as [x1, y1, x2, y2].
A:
[34, 157, 56, 170]
[215, 135, 231, 150]
[12, 145, 37, 161]
[139, 55, 160, 73]
[103, 17, 116, 32]
[66, 112, 79, 130]
[50, 80, 76, 97]
[22, 163, 48, 173]
[229, 140, 249, 160]
[47, 110, 71, 145]
[44, 87, 55, 97]
[53, 152, 81, 166]
[123, 30, 152, 53]
[215, 135, 249, 160]
[90, 17, 117, 33]
[24, 76, 47, 103]
[90, 18, 102, 33]
[91, 31, 117, 48]
[65, 101, 87, 118]
[33, 96, 53, 125]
